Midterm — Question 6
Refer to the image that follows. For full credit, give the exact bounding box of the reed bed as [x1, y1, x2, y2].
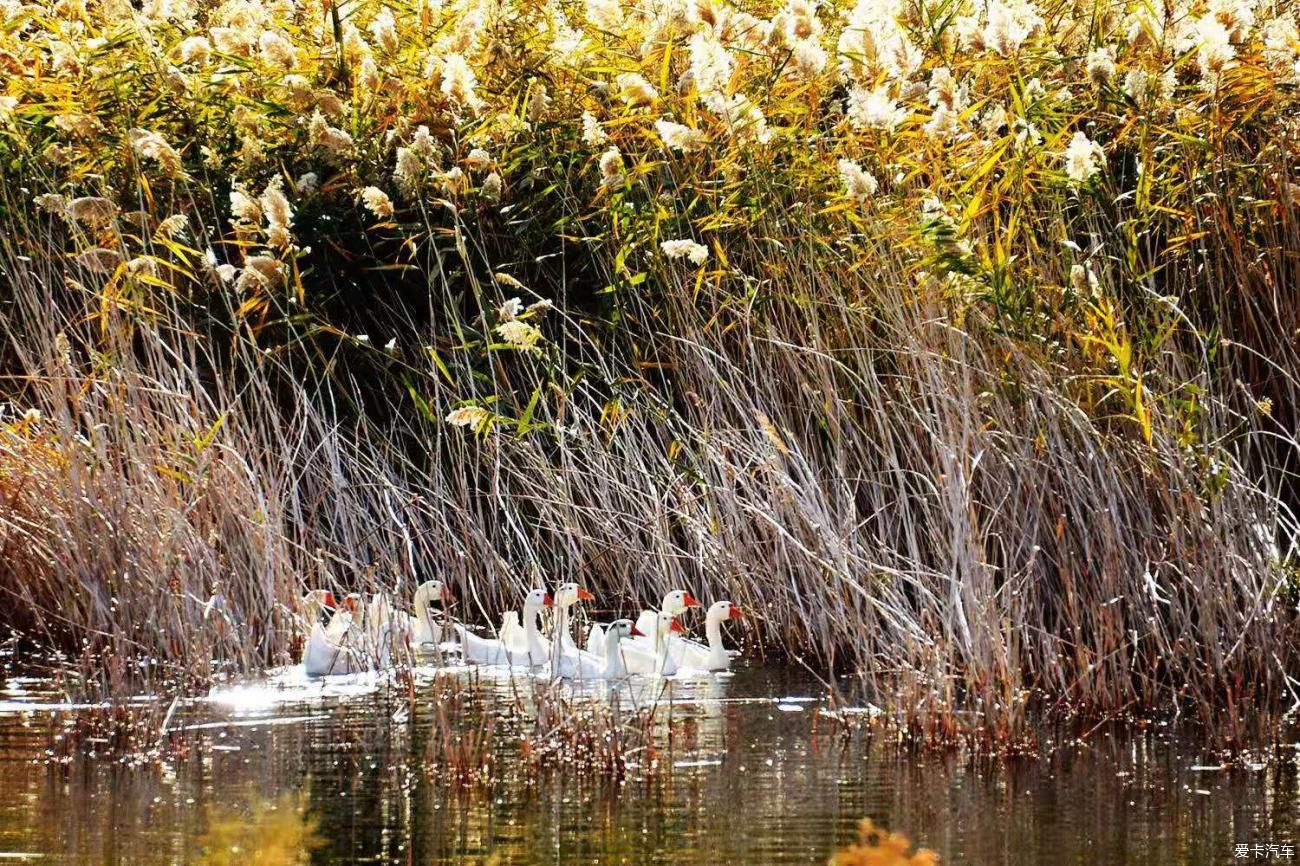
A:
[1, 0, 1299, 747]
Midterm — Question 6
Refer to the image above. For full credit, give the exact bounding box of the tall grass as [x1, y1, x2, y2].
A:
[1, 0, 1298, 745]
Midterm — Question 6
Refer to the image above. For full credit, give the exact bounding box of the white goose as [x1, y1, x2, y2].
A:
[553, 619, 644, 680]
[609, 610, 683, 675]
[631, 589, 700, 642]
[409, 580, 454, 645]
[325, 591, 403, 669]
[551, 582, 594, 657]
[670, 600, 744, 671]
[455, 588, 552, 666]
[502, 582, 593, 652]
[590, 589, 697, 657]
[304, 598, 365, 676]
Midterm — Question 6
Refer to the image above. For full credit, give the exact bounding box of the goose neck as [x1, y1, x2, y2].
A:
[706, 615, 723, 650]
[524, 603, 545, 656]
[604, 636, 625, 677]
[416, 593, 436, 634]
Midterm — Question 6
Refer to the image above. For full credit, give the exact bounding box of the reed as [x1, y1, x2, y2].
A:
[417, 673, 503, 788]
[1, 0, 1298, 748]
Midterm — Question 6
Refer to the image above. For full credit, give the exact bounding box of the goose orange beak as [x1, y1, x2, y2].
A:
[322, 591, 337, 609]
[577, 588, 595, 602]
[343, 595, 358, 612]
[683, 592, 701, 608]
[542, 593, 554, 607]
[729, 606, 744, 620]
[669, 617, 684, 634]
[630, 625, 645, 637]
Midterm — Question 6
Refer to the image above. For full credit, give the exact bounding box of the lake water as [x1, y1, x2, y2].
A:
[0, 659, 1295, 865]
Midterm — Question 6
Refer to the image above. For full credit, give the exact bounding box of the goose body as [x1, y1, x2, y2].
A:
[671, 601, 744, 671]
[304, 608, 366, 676]
[324, 591, 401, 666]
[616, 611, 683, 676]
[456, 589, 552, 666]
[554, 619, 643, 680]
[548, 583, 594, 675]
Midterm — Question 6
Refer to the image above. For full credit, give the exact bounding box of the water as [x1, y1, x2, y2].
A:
[0, 660, 1297, 865]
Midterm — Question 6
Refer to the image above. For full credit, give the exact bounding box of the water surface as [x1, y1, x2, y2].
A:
[0, 661, 1295, 864]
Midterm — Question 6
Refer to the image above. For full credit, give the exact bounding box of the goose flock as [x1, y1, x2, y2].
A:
[296, 581, 744, 680]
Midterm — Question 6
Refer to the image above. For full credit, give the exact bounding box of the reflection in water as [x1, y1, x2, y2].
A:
[829, 819, 937, 866]
[1, 663, 1298, 864]
[196, 791, 321, 866]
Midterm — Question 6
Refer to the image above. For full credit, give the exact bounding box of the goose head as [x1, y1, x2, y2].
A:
[523, 587, 554, 613]
[706, 600, 744, 624]
[656, 610, 684, 642]
[555, 582, 595, 608]
[660, 589, 701, 615]
[609, 619, 643, 639]
[603, 618, 643, 650]
[414, 580, 453, 608]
